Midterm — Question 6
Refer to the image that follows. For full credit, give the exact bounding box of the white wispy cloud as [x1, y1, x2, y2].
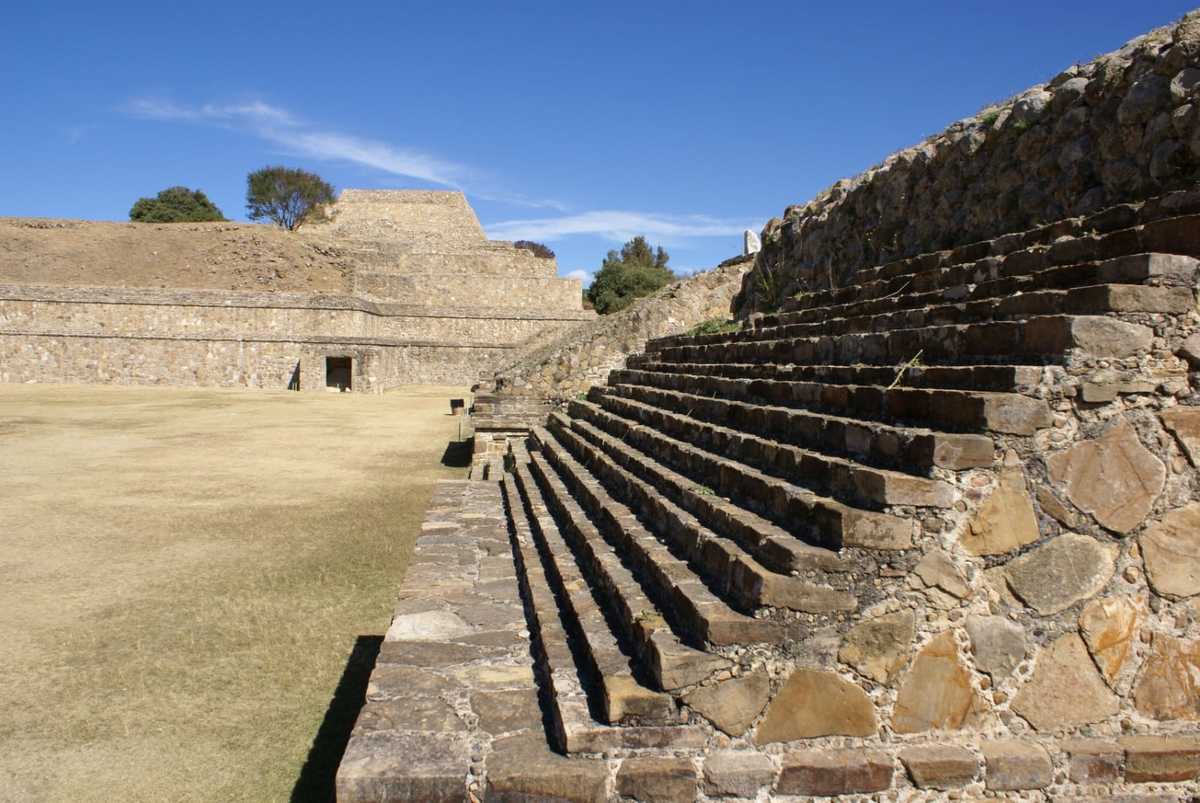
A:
[485, 210, 754, 245]
[123, 96, 466, 186]
[564, 268, 593, 286]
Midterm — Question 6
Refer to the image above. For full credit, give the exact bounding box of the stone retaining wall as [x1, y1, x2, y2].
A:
[740, 11, 1200, 313]
[484, 256, 752, 402]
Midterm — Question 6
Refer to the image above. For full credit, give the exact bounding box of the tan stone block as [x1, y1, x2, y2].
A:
[965, 614, 1026, 681]
[486, 731, 609, 803]
[1063, 738, 1123, 784]
[702, 750, 775, 798]
[1161, 407, 1200, 466]
[1132, 633, 1200, 721]
[899, 745, 979, 789]
[892, 631, 988, 734]
[963, 468, 1041, 555]
[910, 549, 970, 598]
[1141, 503, 1200, 599]
[682, 670, 770, 737]
[1036, 485, 1080, 529]
[1078, 595, 1140, 685]
[1122, 735, 1200, 782]
[776, 749, 892, 796]
[754, 669, 876, 743]
[838, 609, 915, 684]
[1011, 633, 1119, 731]
[1004, 532, 1116, 615]
[615, 756, 697, 803]
[1046, 419, 1165, 534]
[982, 740, 1052, 791]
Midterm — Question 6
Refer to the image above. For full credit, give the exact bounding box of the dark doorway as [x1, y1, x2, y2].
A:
[287, 361, 301, 391]
[325, 357, 352, 392]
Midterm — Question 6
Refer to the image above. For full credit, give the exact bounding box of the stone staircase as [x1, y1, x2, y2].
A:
[340, 195, 1200, 801]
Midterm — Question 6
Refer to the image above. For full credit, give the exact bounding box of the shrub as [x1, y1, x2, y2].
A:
[245, 166, 335, 231]
[514, 240, 555, 259]
[129, 186, 225, 223]
[586, 236, 675, 314]
[687, 318, 741, 336]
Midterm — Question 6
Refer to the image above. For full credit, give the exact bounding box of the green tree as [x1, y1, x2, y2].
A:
[585, 236, 675, 314]
[513, 240, 555, 259]
[129, 186, 225, 223]
[245, 166, 335, 231]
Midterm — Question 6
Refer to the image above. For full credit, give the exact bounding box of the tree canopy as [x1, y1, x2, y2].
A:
[129, 186, 225, 223]
[513, 240, 555, 259]
[585, 236, 675, 314]
[245, 166, 335, 231]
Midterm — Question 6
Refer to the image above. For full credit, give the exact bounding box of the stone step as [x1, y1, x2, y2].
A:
[504, 471, 678, 725]
[589, 389, 956, 511]
[721, 284, 1192, 345]
[818, 214, 1200, 305]
[644, 315, 1154, 368]
[559, 400, 913, 553]
[603, 375, 994, 473]
[609, 368, 1051, 437]
[532, 426, 793, 647]
[759, 253, 1199, 330]
[546, 412, 857, 616]
[502, 476, 707, 754]
[557, 408, 851, 578]
[623, 357, 1046, 395]
[521, 453, 730, 691]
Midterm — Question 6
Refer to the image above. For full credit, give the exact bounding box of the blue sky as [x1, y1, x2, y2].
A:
[1, 2, 1193, 285]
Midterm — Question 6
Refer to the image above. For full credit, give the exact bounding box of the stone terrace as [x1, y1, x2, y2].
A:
[338, 189, 1200, 801]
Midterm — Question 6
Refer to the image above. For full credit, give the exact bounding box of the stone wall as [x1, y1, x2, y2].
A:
[483, 256, 753, 402]
[740, 11, 1200, 313]
[0, 190, 593, 391]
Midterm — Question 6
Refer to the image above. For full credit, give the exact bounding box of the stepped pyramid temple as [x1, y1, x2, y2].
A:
[0, 190, 592, 391]
[333, 15, 1200, 803]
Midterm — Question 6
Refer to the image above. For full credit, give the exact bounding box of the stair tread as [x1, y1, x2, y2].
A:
[561, 405, 850, 576]
[547, 411, 857, 616]
[595, 388, 957, 509]
[533, 426, 793, 647]
[506, 471, 677, 724]
[624, 358, 1046, 394]
[604, 372, 996, 471]
[523, 450, 729, 690]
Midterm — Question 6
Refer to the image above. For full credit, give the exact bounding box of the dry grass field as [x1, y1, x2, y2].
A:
[0, 383, 470, 802]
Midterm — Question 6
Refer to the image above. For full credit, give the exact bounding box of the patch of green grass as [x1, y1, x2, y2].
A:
[687, 318, 741, 337]
[980, 110, 1000, 126]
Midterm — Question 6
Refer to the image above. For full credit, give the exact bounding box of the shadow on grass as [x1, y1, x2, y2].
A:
[291, 635, 382, 803]
[440, 438, 473, 469]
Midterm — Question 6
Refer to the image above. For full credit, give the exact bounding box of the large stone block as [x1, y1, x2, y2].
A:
[899, 745, 978, 789]
[702, 751, 775, 798]
[754, 669, 876, 743]
[486, 732, 609, 803]
[1140, 503, 1200, 599]
[962, 468, 1041, 555]
[982, 741, 1052, 791]
[1078, 595, 1140, 684]
[1011, 633, 1119, 731]
[837, 609, 915, 684]
[1003, 532, 1116, 615]
[615, 757, 697, 803]
[682, 670, 770, 737]
[1133, 633, 1200, 721]
[776, 749, 892, 796]
[892, 631, 988, 733]
[1160, 407, 1200, 465]
[965, 614, 1026, 681]
[1046, 419, 1165, 534]
[1122, 736, 1200, 782]
[1063, 739, 1123, 784]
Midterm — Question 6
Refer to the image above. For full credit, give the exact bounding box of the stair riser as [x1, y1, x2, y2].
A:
[509, 470, 677, 724]
[623, 358, 1044, 395]
[548, 414, 856, 616]
[604, 377, 994, 472]
[564, 403, 851, 576]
